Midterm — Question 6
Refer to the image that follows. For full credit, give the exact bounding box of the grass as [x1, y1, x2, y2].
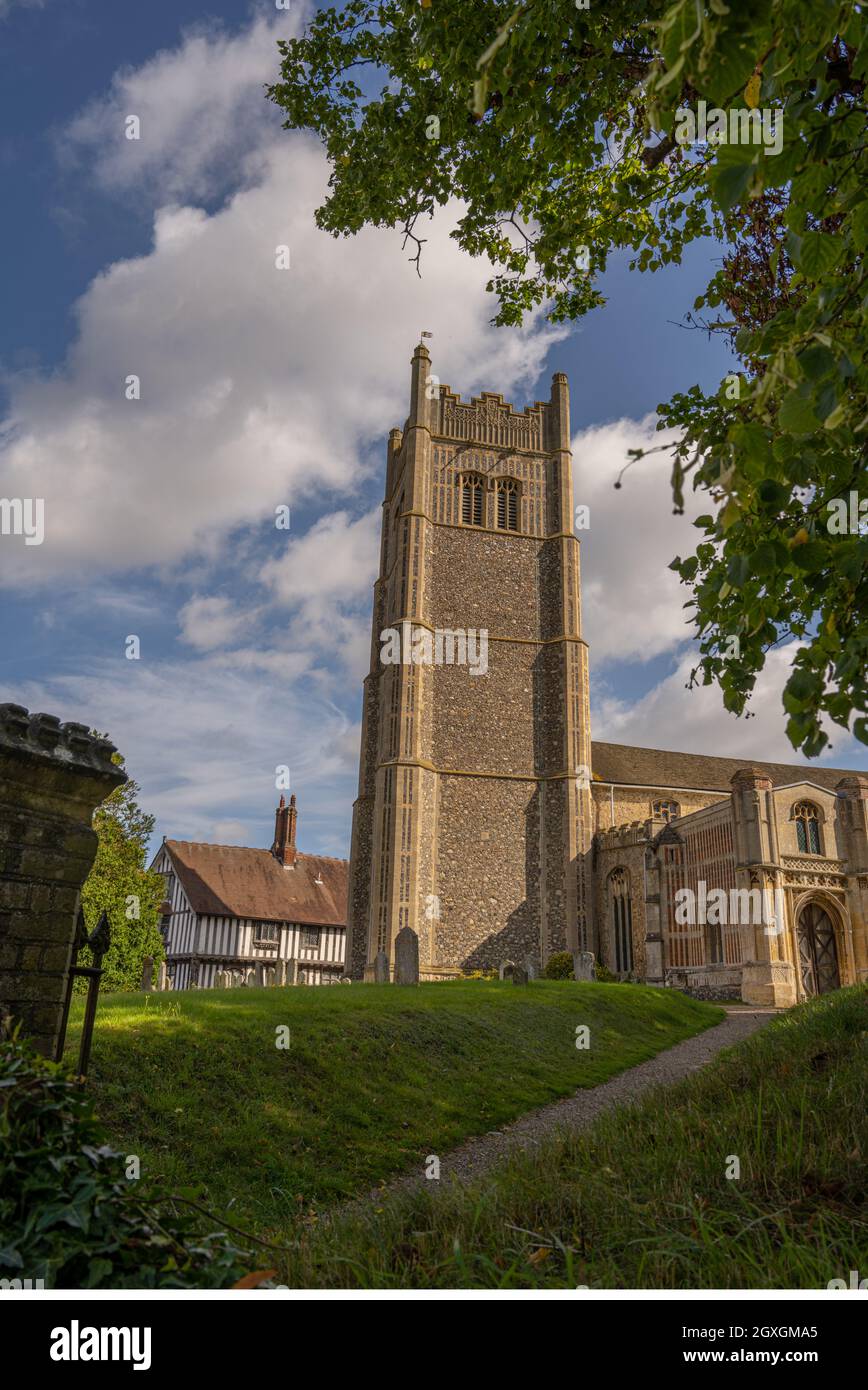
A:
[67, 980, 720, 1236]
[274, 986, 867, 1289]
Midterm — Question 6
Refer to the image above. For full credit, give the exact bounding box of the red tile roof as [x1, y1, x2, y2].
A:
[163, 840, 347, 927]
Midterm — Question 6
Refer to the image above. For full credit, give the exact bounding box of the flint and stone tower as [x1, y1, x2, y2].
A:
[346, 344, 593, 978]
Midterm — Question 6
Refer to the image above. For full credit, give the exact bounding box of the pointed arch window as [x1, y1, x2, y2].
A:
[609, 868, 634, 974]
[495, 477, 519, 531]
[792, 801, 822, 855]
[460, 473, 484, 527]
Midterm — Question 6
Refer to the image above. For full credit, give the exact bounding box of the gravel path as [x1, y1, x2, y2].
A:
[360, 1006, 777, 1205]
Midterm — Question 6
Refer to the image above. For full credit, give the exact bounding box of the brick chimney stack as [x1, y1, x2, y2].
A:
[272, 792, 298, 867]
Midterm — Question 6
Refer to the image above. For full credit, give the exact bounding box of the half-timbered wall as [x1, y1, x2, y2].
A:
[152, 845, 345, 987]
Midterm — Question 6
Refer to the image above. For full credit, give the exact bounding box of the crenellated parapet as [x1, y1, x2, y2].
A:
[595, 820, 652, 853]
[0, 703, 121, 777]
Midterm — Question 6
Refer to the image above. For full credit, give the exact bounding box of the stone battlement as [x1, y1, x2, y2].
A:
[595, 820, 651, 850]
[0, 703, 121, 776]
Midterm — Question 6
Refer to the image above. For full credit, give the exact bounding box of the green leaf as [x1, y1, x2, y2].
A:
[792, 232, 841, 281]
[710, 145, 759, 214]
[778, 389, 820, 435]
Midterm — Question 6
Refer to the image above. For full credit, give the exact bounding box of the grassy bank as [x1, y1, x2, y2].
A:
[68, 980, 719, 1233]
[277, 986, 867, 1289]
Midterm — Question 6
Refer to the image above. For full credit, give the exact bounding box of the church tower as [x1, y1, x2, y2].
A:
[346, 343, 593, 978]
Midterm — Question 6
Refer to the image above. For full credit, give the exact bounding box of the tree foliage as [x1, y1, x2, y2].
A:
[268, 0, 866, 756]
[79, 752, 165, 993]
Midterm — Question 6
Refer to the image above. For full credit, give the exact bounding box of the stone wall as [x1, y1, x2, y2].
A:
[0, 704, 125, 1056]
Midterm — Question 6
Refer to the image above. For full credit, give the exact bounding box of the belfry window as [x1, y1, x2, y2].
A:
[793, 801, 822, 855]
[652, 799, 680, 823]
[495, 477, 519, 531]
[609, 868, 633, 974]
[460, 474, 484, 527]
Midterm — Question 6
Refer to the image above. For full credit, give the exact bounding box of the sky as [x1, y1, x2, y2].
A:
[1, 0, 864, 861]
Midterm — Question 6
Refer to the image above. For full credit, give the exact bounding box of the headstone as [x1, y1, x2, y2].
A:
[255, 961, 266, 987]
[285, 959, 297, 986]
[265, 966, 276, 987]
[393, 927, 419, 985]
[374, 949, 390, 983]
[340, 976, 352, 984]
[157, 961, 167, 992]
[232, 971, 242, 988]
[572, 950, 595, 982]
[276, 960, 287, 987]
[499, 959, 516, 980]
[525, 954, 540, 980]
[512, 965, 529, 985]
[141, 956, 154, 992]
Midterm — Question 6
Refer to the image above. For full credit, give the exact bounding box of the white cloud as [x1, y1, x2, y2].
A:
[593, 644, 866, 770]
[0, 141, 558, 588]
[573, 415, 700, 665]
[0, 655, 358, 856]
[178, 594, 254, 652]
[259, 508, 381, 678]
[62, 14, 295, 203]
[0, 0, 46, 18]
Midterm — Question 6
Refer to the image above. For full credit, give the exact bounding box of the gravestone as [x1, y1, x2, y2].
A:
[499, 959, 516, 980]
[373, 949, 390, 984]
[511, 965, 529, 985]
[572, 951, 595, 982]
[285, 959, 297, 986]
[254, 962, 266, 987]
[157, 961, 167, 992]
[141, 956, 154, 992]
[340, 976, 352, 984]
[265, 967, 276, 987]
[525, 954, 540, 980]
[275, 960, 287, 987]
[393, 927, 419, 985]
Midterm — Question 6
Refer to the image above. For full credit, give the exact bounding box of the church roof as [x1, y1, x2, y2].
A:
[163, 840, 348, 927]
[590, 741, 855, 794]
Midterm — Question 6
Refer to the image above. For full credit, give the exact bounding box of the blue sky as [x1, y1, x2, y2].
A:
[1, 1, 864, 859]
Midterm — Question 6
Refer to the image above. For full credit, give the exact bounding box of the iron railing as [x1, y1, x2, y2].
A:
[55, 908, 110, 1081]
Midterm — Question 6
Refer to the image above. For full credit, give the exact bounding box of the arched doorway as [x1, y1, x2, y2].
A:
[796, 902, 840, 995]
